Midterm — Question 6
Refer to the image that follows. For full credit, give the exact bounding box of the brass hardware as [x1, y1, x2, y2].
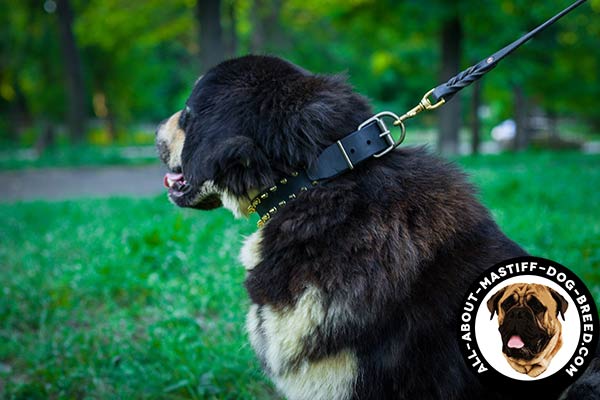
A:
[396, 88, 445, 124]
[257, 213, 270, 228]
[269, 186, 277, 192]
[300, 187, 307, 191]
[247, 197, 261, 214]
[289, 194, 296, 199]
[269, 207, 277, 214]
[312, 181, 318, 186]
[260, 193, 269, 200]
[280, 178, 288, 184]
[278, 201, 286, 207]
[291, 171, 299, 177]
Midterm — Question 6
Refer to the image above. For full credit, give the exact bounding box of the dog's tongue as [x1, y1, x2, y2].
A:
[164, 172, 184, 188]
[508, 335, 525, 349]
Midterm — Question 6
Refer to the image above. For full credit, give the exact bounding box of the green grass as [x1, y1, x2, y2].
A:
[0, 144, 159, 171]
[1, 151, 599, 399]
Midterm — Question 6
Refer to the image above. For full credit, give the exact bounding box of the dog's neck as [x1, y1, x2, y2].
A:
[247, 170, 321, 228]
[247, 118, 397, 228]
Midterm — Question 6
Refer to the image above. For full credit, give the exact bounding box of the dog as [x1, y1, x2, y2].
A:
[156, 55, 600, 399]
[487, 283, 568, 378]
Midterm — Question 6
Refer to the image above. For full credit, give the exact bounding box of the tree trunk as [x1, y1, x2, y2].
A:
[250, 0, 266, 52]
[437, 16, 462, 156]
[513, 85, 530, 151]
[224, 0, 237, 57]
[251, 0, 284, 53]
[56, 0, 87, 142]
[35, 121, 56, 156]
[196, 0, 226, 73]
[471, 80, 481, 155]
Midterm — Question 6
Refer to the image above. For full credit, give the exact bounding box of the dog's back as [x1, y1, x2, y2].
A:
[246, 147, 529, 399]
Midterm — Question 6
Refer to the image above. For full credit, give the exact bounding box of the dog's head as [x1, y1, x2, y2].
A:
[487, 283, 568, 361]
[155, 55, 372, 217]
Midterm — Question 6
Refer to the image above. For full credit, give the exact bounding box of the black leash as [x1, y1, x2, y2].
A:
[248, 0, 587, 228]
[396, 0, 587, 125]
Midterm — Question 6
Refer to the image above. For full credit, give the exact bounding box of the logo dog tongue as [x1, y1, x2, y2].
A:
[508, 335, 525, 349]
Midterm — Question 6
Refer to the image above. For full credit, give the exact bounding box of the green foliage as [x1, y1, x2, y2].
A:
[1, 151, 599, 398]
[1, 0, 599, 143]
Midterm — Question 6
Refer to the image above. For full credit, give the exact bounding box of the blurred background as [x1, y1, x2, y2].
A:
[1, 0, 600, 159]
[1, 1, 599, 399]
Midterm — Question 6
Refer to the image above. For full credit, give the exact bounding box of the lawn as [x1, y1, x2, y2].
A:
[0, 144, 159, 171]
[1, 151, 599, 399]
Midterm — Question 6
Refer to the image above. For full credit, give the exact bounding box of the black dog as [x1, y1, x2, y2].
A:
[156, 55, 599, 399]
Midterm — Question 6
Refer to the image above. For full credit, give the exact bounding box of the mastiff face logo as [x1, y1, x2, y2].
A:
[487, 283, 569, 378]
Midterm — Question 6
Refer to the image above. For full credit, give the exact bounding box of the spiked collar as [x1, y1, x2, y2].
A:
[247, 112, 405, 228]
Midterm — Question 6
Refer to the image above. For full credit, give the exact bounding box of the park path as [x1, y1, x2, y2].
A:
[0, 164, 167, 202]
[1, 141, 599, 203]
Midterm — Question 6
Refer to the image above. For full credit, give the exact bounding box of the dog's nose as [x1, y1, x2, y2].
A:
[513, 308, 529, 320]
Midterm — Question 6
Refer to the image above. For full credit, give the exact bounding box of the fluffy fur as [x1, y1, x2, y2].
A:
[156, 55, 600, 399]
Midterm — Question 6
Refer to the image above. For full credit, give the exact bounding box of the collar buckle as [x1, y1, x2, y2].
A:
[357, 111, 406, 158]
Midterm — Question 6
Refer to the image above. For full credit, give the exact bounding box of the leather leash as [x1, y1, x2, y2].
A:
[248, 0, 587, 228]
[396, 0, 588, 126]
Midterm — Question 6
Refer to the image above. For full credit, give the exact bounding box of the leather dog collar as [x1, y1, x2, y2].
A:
[248, 112, 405, 227]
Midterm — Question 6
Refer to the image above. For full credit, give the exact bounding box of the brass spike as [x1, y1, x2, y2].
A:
[300, 187, 308, 191]
[278, 201, 286, 207]
[291, 171, 299, 177]
[269, 207, 277, 214]
[311, 181, 318, 186]
[280, 178, 288, 184]
[289, 194, 296, 199]
[269, 186, 277, 192]
[260, 193, 269, 200]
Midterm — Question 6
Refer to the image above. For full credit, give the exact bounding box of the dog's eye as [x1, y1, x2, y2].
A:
[528, 296, 546, 314]
[501, 296, 516, 311]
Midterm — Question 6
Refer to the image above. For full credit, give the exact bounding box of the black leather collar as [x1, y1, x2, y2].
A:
[248, 113, 404, 227]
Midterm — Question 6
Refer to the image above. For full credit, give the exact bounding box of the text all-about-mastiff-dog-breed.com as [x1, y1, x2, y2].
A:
[155, 55, 600, 400]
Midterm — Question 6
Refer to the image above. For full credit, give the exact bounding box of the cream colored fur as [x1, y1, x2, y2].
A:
[242, 234, 358, 400]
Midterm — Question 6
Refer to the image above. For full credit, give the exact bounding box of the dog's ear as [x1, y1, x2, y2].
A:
[256, 74, 372, 173]
[211, 136, 275, 196]
[548, 288, 569, 321]
[185, 135, 274, 197]
[487, 287, 506, 320]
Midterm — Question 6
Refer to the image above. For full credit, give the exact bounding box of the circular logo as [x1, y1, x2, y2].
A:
[458, 256, 599, 395]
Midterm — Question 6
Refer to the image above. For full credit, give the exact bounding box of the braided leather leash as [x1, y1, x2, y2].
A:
[395, 0, 587, 128]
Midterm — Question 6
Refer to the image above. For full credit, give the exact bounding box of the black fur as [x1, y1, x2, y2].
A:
[162, 55, 599, 399]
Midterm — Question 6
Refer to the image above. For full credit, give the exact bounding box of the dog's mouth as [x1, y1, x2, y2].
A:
[507, 335, 526, 349]
[163, 172, 222, 210]
[501, 329, 550, 361]
[164, 172, 190, 196]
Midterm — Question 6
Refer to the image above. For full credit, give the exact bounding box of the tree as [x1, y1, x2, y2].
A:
[197, 0, 226, 73]
[471, 80, 481, 155]
[55, 0, 87, 142]
[437, 15, 462, 156]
